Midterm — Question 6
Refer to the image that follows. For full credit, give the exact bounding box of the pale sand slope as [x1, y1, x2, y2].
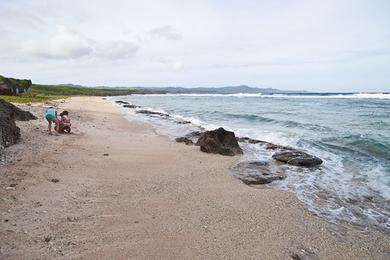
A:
[0, 97, 389, 259]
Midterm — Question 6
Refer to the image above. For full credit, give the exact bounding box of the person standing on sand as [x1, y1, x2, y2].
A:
[45, 106, 60, 135]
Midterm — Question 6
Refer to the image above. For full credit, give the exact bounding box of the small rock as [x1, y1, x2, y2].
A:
[33, 201, 43, 207]
[272, 150, 322, 167]
[50, 178, 60, 183]
[44, 236, 52, 242]
[175, 137, 194, 145]
[67, 216, 78, 222]
[230, 161, 286, 185]
[115, 100, 129, 105]
[103, 153, 109, 156]
[9, 183, 17, 187]
[266, 143, 285, 150]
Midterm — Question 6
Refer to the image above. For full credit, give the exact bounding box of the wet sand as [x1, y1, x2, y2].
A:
[1, 97, 389, 259]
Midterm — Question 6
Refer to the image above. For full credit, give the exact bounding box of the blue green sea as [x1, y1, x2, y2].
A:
[113, 93, 390, 231]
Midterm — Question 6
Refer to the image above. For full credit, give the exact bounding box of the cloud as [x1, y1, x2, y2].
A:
[21, 26, 139, 60]
[147, 25, 182, 40]
[22, 26, 92, 59]
[151, 57, 183, 70]
[94, 40, 139, 59]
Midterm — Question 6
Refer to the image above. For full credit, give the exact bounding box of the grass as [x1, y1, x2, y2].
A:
[1, 84, 141, 103]
[0, 93, 69, 103]
[29, 84, 140, 96]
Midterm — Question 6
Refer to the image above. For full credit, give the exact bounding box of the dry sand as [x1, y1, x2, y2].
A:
[0, 97, 389, 259]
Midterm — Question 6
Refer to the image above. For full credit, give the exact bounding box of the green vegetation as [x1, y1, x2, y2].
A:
[29, 84, 139, 96]
[1, 83, 141, 103]
[0, 93, 69, 103]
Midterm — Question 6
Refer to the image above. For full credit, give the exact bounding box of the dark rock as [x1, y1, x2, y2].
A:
[231, 161, 286, 185]
[44, 236, 52, 243]
[0, 99, 37, 148]
[272, 150, 322, 167]
[123, 104, 138, 108]
[0, 116, 20, 148]
[0, 99, 37, 121]
[196, 128, 243, 156]
[50, 178, 60, 183]
[290, 248, 319, 260]
[266, 143, 287, 150]
[236, 136, 291, 149]
[176, 120, 191, 124]
[136, 109, 169, 117]
[236, 136, 265, 144]
[185, 131, 203, 139]
[115, 100, 129, 105]
[66, 216, 78, 222]
[103, 153, 109, 156]
[175, 137, 194, 145]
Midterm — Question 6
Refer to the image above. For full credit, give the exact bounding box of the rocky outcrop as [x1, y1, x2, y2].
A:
[0, 99, 37, 148]
[196, 127, 243, 156]
[231, 161, 286, 185]
[0, 117, 20, 148]
[0, 99, 37, 121]
[0, 75, 32, 95]
[272, 150, 322, 167]
[175, 137, 194, 145]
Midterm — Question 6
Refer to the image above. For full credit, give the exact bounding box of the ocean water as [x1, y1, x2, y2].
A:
[113, 93, 390, 231]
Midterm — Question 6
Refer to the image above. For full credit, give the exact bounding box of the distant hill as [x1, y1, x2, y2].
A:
[133, 85, 305, 94]
[55, 84, 304, 94]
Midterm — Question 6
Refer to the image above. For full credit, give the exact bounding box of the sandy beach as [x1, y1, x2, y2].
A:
[1, 97, 389, 259]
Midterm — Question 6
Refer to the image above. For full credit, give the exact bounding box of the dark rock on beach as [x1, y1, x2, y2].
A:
[176, 120, 191, 124]
[0, 115, 20, 148]
[236, 136, 265, 144]
[196, 127, 243, 156]
[123, 104, 139, 109]
[0, 99, 37, 148]
[236, 136, 291, 150]
[266, 143, 287, 150]
[231, 160, 286, 185]
[185, 131, 203, 139]
[175, 137, 194, 145]
[272, 150, 322, 167]
[0, 99, 37, 121]
[115, 100, 129, 105]
[135, 109, 169, 117]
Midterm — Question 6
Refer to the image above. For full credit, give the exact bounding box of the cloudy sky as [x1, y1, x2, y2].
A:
[1, 0, 389, 91]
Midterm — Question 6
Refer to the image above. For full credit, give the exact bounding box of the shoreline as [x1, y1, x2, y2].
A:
[1, 97, 389, 259]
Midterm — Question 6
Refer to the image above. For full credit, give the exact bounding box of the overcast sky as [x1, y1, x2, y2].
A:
[1, 0, 389, 91]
